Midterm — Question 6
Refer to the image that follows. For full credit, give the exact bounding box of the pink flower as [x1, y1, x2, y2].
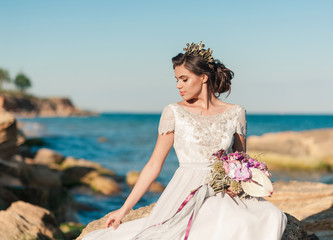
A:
[235, 163, 252, 181]
[226, 160, 242, 179]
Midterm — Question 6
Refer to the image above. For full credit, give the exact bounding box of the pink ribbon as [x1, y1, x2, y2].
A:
[150, 185, 202, 239]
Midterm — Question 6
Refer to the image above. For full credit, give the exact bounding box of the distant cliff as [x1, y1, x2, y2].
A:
[0, 92, 97, 117]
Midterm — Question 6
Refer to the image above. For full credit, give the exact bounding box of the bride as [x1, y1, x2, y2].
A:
[82, 42, 287, 240]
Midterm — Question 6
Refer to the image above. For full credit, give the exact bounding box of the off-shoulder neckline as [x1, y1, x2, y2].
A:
[174, 103, 239, 118]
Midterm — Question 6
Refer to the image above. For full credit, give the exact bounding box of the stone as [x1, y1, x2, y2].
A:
[0, 110, 17, 160]
[247, 128, 333, 170]
[281, 213, 308, 240]
[0, 186, 19, 210]
[82, 171, 121, 195]
[0, 172, 23, 187]
[126, 170, 165, 192]
[61, 156, 115, 175]
[34, 148, 65, 166]
[149, 181, 165, 193]
[24, 164, 62, 188]
[126, 170, 140, 186]
[76, 203, 155, 240]
[98, 136, 108, 142]
[61, 166, 96, 187]
[0, 201, 66, 240]
[302, 206, 333, 240]
[265, 181, 333, 221]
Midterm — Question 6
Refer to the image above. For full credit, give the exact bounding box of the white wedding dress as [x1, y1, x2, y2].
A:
[82, 103, 287, 240]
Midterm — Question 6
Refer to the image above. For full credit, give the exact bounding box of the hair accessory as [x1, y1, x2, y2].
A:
[183, 41, 215, 69]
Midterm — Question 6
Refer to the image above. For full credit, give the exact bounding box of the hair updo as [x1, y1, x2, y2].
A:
[172, 52, 234, 98]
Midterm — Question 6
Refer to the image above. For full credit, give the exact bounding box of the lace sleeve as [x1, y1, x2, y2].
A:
[158, 105, 175, 135]
[235, 106, 247, 139]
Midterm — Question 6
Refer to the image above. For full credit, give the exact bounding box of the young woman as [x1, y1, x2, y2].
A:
[82, 42, 287, 240]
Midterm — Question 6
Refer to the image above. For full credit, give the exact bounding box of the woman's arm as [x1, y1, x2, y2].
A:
[105, 132, 174, 229]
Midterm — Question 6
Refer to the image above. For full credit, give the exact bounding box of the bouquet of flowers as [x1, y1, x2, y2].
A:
[209, 149, 273, 198]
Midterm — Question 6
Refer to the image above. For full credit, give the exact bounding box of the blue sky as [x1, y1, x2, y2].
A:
[0, 0, 332, 113]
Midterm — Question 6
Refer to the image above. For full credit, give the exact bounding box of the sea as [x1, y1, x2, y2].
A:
[17, 113, 333, 225]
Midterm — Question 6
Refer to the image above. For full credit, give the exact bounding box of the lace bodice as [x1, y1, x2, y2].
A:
[158, 103, 247, 165]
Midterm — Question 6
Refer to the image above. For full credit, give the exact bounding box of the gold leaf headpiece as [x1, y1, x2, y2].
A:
[183, 41, 215, 69]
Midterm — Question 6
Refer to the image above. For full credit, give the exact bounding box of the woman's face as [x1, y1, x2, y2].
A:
[174, 64, 207, 101]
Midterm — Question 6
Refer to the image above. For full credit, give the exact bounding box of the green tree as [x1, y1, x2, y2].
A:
[14, 73, 32, 92]
[0, 68, 11, 90]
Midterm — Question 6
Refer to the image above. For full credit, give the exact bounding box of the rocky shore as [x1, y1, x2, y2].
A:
[0, 92, 97, 117]
[1, 109, 333, 239]
[0, 109, 163, 239]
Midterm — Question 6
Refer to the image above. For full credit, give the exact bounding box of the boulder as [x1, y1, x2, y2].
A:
[81, 171, 121, 195]
[266, 181, 333, 221]
[149, 181, 165, 193]
[0, 201, 66, 240]
[23, 164, 62, 188]
[266, 181, 333, 239]
[126, 170, 165, 192]
[34, 148, 65, 166]
[0, 110, 17, 160]
[61, 156, 115, 175]
[302, 206, 333, 240]
[247, 129, 333, 170]
[281, 213, 308, 240]
[61, 166, 96, 187]
[0, 172, 23, 187]
[76, 203, 155, 240]
[0, 187, 19, 210]
[126, 170, 140, 186]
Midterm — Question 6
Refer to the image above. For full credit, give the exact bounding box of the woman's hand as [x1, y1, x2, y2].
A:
[105, 207, 130, 229]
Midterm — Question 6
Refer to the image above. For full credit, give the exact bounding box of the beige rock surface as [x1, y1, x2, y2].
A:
[76, 203, 155, 240]
[247, 128, 333, 170]
[62, 156, 115, 175]
[266, 181, 333, 221]
[82, 171, 121, 195]
[34, 147, 65, 166]
[126, 170, 140, 186]
[0, 201, 66, 240]
[266, 181, 333, 239]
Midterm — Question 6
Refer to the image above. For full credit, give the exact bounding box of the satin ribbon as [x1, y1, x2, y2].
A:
[132, 184, 213, 240]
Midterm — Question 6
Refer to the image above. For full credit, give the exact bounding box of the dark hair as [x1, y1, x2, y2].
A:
[172, 53, 234, 98]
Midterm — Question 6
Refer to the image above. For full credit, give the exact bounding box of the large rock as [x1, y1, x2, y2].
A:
[23, 164, 62, 188]
[266, 181, 333, 239]
[0, 110, 18, 160]
[76, 203, 155, 240]
[81, 171, 121, 195]
[266, 181, 333, 221]
[0, 201, 66, 240]
[34, 148, 65, 166]
[61, 156, 115, 175]
[126, 170, 165, 193]
[302, 206, 333, 240]
[247, 128, 333, 170]
[62, 167, 121, 195]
